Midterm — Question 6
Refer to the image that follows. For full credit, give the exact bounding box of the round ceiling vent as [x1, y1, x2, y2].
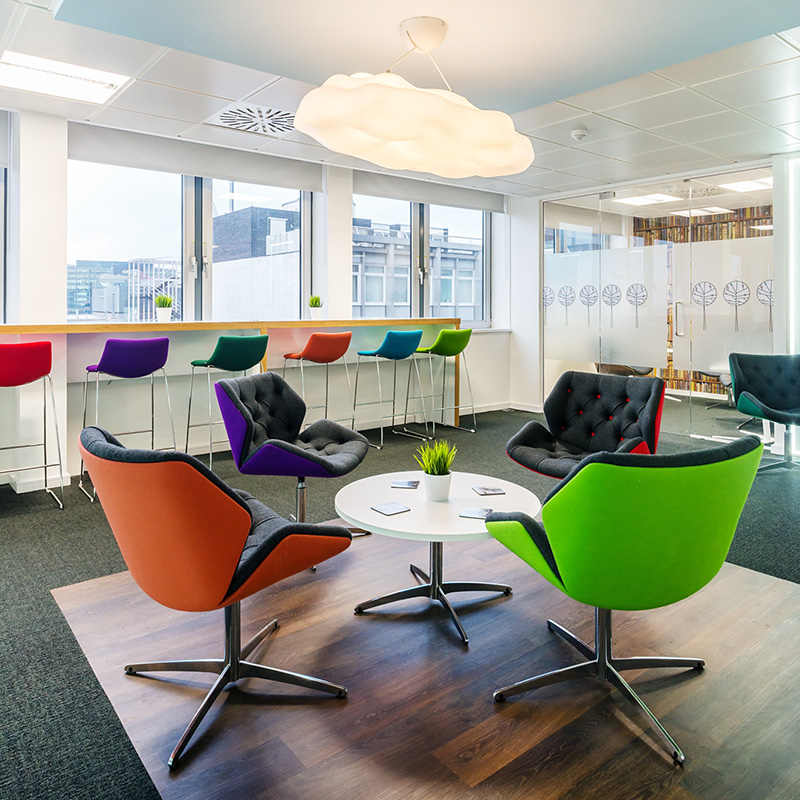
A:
[212, 104, 295, 136]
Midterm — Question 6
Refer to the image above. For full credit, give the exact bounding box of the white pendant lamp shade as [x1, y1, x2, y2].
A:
[295, 71, 534, 179]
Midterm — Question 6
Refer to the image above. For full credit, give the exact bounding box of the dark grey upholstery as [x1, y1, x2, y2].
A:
[79, 426, 351, 598]
[507, 371, 665, 479]
[729, 353, 800, 426]
[216, 371, 369, 477]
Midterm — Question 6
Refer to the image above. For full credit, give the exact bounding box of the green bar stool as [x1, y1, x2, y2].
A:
[415, 328, 477, 436]
[185, 334, 268, 470]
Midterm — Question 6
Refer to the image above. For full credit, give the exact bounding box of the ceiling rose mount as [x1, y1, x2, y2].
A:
[294, 17, 534, 179]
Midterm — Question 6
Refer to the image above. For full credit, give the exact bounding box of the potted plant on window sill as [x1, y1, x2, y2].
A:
[155, 294, 173, 324]
[414, 439, 457, 502]
[309, 295, 324, 321]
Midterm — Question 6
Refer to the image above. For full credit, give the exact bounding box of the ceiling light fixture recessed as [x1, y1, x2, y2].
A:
[674, 209, 711, 217]
[614, 193, 681, 206]
[718, 178, 773, 192]
[0, 51, 128, 103]
[750, 224, 774, 230]
[294, 17, 534, 179]
[703, 206, 733, 214]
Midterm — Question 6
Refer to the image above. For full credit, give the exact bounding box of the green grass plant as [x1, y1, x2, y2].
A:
[414, 439, 457, 475]
[155, 294, 173, 308]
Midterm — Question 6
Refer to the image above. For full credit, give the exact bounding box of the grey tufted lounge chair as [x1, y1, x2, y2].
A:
[507, 370, 666, 480]
[215, 371, 369, 524]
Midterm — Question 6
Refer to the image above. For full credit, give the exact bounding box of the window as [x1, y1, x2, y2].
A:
[67, 161, 182, 321]
[210, 180, 302, 321]
[352, 195, 489, 321]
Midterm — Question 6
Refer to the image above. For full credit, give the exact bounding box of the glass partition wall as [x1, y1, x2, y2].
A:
[543, 167, 774, 439]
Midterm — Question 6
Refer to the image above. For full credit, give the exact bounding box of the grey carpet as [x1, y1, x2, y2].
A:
[0, 407, 796, 800]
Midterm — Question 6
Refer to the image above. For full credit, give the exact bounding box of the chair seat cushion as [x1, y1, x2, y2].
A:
[737, 391, 800, 426]
[294, 420, 369, 475]
[228, 490, 350, 595]
[191, 358, 211, 367]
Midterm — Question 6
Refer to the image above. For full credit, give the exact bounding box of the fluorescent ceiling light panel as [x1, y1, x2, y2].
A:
[614, 193, 680, 206]
[0, 51, 128, 103]
[703, 206, 732, 214]
[718, 178, 773, 192]
[674, 209, 711, 217]
[750, 224, 774, 230]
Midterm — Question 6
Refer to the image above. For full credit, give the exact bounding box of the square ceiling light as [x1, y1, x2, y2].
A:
[717, 178, 773, 192]
[0, 51, 128, 103]
[614, 193, 680, 206]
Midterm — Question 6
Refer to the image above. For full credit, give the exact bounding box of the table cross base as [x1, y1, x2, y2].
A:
[353, 541, 511, 645]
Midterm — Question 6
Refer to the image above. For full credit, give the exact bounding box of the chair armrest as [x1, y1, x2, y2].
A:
[615, 436, 650, 454]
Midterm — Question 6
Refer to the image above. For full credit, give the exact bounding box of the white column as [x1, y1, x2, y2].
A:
[312, 165, 353, 319]
[7, 111, 68, 324]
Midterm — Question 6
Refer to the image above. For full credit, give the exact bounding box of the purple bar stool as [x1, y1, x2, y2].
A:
[79, 337, 175, 500]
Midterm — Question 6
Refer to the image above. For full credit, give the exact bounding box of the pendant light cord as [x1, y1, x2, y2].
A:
[386, 34, 452, 93]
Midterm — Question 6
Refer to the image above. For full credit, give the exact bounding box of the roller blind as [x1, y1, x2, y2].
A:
[68, 123, 323, 192]
[0, 111, 9, 169]
[352, 171, 505, 213]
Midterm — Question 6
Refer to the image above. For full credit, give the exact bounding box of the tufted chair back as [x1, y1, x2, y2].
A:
[215, 372, 307, 467]
[544, 371, 665, 456]
[729, 353, 800, 412]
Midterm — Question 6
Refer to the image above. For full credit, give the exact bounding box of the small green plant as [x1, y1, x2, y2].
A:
[155, 294, 173, 308]
[414, 440, 457, 475]
[308, 295, 323, 308]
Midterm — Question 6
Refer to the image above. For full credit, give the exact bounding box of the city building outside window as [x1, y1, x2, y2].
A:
[211, 180, 301, 321]
[67, 161, 182, 321]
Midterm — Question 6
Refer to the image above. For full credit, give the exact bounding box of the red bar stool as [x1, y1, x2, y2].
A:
[0, 342, 65, 508]
[282, 332, 353, 423]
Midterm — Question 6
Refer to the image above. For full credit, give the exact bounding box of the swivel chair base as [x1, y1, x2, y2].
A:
[493, 607, 704, 764]
[125, 600, 346, 768]
[757, 428, 800, 473]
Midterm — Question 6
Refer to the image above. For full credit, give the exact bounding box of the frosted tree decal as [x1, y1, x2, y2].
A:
[558, 286, 575, 325]
[579, 285, 598, 326]
[723, 280, 750, 332]
[692, 281, 717, 331]
[626, 283, 648, 329]
[602, 283, 622, 327]
[542, 286, 554, 325]
[756, 279, 774, 333]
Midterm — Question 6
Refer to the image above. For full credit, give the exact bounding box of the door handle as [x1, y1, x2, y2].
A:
[674, 301, 685, 337]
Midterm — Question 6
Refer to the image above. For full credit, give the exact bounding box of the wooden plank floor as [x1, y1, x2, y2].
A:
[53, 530, 800, 800]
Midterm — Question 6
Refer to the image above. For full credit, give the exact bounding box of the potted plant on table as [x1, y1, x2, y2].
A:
[154, 294, 173, 324]
[308, 294, 324, 320]
[414, 439, 457, 502]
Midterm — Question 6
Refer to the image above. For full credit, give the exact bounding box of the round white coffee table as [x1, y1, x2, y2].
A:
[334, 470, 541, 644]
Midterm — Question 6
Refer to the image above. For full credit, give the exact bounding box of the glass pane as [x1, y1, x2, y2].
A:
[429, 205, 485, 321]
[352, 194, 412, 318]
[211, 180, 301, 320]
[67, 161, 182, 322]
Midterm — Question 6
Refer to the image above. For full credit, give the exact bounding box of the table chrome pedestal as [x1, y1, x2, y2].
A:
[354, 541, 511, 645]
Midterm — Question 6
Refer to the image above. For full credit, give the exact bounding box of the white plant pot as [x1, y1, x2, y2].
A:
[423, 472, 451, 502]
[309, 306, 323, 320]
[155, 306, 172, 323]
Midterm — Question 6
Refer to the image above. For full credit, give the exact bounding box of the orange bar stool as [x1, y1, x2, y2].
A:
[282, 331, 353, 422]
[0, 341, 65, 508]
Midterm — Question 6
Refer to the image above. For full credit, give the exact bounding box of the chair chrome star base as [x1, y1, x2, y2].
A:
[757, 428, 800, 472]
[354, 541, 511, 645]
[493, 607, 703, 764]
[125, 601, 347, 769]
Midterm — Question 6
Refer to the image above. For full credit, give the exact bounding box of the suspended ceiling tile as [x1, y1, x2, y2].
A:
[0, 85, 96, 119]
[655, 34, 800, 86]
[531, 147, 607, 171]
[0, 0, 17, 39]
[139, 50, 278, 100]
[777, 121, 800, 139]
[603, 88, 728, 128]
[695, 127, 800, 156]
[511, 102, 585, 133]
[257, 139, 328, 160]
[109, 80, 231, 123]
[570, 160, 664, 182]
[525, 137, 565, 156]
[651, 110, 767, 143]
[91, 107, 194, 137]
[780, 26, 800, 49]
[658, 155, 737, 173]
[533, 114, 636, 147]
[183, 123, 275, 149]
[244, 77, 318, 113]
[505, 165, 557, 187]
[9, 6, 162, 77]
[694, 58, 800, 107]
[533, 171, 604, 190]
[624, 144, 723, 168]
[581, 131, 679, 158]
[741, 94, 800, 126]
[283, 130, 321, 146]
[562, 73, 678, 112]
[516, 186, 550, 197]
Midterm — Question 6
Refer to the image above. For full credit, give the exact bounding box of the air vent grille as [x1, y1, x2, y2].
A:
[207, 104, 295, 136]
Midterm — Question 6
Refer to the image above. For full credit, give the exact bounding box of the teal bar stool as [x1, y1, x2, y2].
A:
[185, 334, 268, 470]
[352, 330, 429, 449]
[415, 328, 477, 435]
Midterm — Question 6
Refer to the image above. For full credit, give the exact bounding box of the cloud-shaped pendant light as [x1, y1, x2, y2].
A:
[295, 18, 534, 180]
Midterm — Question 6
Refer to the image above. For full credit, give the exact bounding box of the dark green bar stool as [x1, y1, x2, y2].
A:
[415, 328, 477, 436]
[185, 334, 268, 470]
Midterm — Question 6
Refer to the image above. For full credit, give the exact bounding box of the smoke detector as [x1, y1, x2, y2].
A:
[571, 127, 588, 142]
